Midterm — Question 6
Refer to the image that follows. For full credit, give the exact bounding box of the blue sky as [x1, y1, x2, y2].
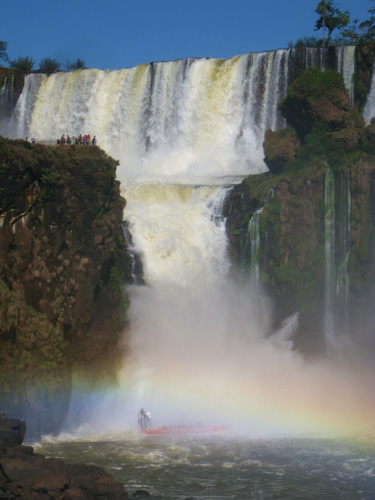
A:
[1, 0, 372, 70]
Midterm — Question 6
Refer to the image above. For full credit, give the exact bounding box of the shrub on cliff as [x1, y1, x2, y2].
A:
[279, 67, 351, 138]
[9, 56, 35, 71]
[39, 57, 61, 72]
[263, 128, 300, 174]
[263, 67, 370, 174]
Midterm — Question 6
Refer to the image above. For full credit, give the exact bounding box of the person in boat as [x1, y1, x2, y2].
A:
[138, 408, 148, 429]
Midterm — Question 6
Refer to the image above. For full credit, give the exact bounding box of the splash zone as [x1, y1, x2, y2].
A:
[140, 425, 229, 435]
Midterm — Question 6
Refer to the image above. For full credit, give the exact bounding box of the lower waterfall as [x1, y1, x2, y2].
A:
[68, 174, 372, 436]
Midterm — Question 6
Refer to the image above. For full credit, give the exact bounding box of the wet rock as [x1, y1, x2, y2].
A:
[132, 490, 151, 497]
[263, 128, 300, 174]
[0, 445, 129, 499]
[0, 417, 26, 447]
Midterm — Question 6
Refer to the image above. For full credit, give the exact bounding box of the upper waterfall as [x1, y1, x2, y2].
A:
[2, 46, 358, 186]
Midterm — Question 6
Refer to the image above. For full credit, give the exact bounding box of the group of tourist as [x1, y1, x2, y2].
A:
[25, 135, 97, 146]
[58, 134, 97, 145]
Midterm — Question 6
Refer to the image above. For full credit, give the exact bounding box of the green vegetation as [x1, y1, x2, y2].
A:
[314, 0, 350, 46]
[0, 41, 8, 63]
[263, 67, 373, 173]
[9, 55, 35, 71]
[66, 58, 86, 71]
[39, 57, 61, 72]
[288, 0, 375, 47]
[358, 1, 375, 42]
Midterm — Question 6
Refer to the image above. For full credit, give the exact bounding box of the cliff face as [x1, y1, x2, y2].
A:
[0, 138, 130, 436]
[226, 162, 375, 354]
[0, 67, 26, 118]
[226, 67, 375, 356]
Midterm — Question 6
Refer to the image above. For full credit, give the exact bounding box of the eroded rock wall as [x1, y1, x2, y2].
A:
[0, 138, 131, 436]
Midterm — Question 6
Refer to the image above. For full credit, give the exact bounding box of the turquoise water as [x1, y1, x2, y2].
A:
[35, 433, 375, 499]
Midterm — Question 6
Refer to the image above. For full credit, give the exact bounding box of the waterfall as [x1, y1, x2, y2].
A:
[0, 77, 10, 132]
[336, 172, 351, 335]
[324, 167, 336, 353]
[3, 48, 373, 434]
[324, 168, 352, 350]
[336, 45, 355, 104]
[244, 188, 274, 289]
[363, 56, 375, 124]
[248, 208, 262, 286]
[121, 221, 143, 285]
[2, 47, 360, 183]
[5, 73, 46, 139]
[8, 55, 280, 183]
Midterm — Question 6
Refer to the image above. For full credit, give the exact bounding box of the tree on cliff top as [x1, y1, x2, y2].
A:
[66, 58, 86, 71]
[10, 56, 35, 71]
[39, 58, 61, 72]
[359, 1, 375, 41]
[314, 0, 350, 45]
[0, 41, 8, 63]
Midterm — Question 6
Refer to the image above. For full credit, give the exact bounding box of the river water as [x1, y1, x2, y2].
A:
[34, 432, 375, 499]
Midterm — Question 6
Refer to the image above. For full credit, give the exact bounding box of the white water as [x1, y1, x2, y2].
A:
[364, 56, 375, 124]
[336, 45, 355, 104]
[324, 167, 336, 353]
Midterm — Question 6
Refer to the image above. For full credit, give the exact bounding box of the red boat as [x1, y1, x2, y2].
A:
[140, 425, 228, 435]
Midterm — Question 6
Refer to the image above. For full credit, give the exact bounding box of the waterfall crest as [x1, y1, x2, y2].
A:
[2, 46, 360, 185]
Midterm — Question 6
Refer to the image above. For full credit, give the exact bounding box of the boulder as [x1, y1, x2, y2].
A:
[263, 128, 300, 174]
[0, 443, 129, 499]
[0, 417, 26, 447]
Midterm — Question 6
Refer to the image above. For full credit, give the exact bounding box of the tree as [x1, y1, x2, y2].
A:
[66, 58, 86, 71]
[9, 56, 35, 71]
[315, 0, 332, 45]
[315, 1, 350, 45]
[0, 41, 8, 64]
[39, 58, 61, 72]
[359, 1, 375, 41]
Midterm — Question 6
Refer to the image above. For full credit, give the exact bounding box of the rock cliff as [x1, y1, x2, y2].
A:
[226, 67, 375, 356]
[0, 138, 131, 437]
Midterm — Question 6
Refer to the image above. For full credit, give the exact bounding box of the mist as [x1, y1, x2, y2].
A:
[61, 182, 374, 439]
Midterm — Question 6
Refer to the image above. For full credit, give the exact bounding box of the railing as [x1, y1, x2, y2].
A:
[27, 139, 97, 146]
[34, 140, 59, 146]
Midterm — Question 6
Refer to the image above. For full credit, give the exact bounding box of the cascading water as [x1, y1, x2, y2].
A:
[324, 168, 352, 352]
[336, 172, 351, 336]
[324, 167, 336, 353]
[2, 47, 373, 436]
[248, 208, 263, 286]
[363, 55, 375, 124]
[243, 188, 274, 290]
[5, 73, 46, 139]
[336, 45, 355, 104]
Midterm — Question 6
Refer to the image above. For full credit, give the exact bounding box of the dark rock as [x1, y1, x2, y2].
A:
[132, 490, 151, 497]
[226, 158, 375, 356]
[0, 417, 26, 447]
[263, 128, 300, 174]
[0, 444, 129, 499]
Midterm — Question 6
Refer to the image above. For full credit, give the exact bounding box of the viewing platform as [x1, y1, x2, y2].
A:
[27, 137, 97, 146]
